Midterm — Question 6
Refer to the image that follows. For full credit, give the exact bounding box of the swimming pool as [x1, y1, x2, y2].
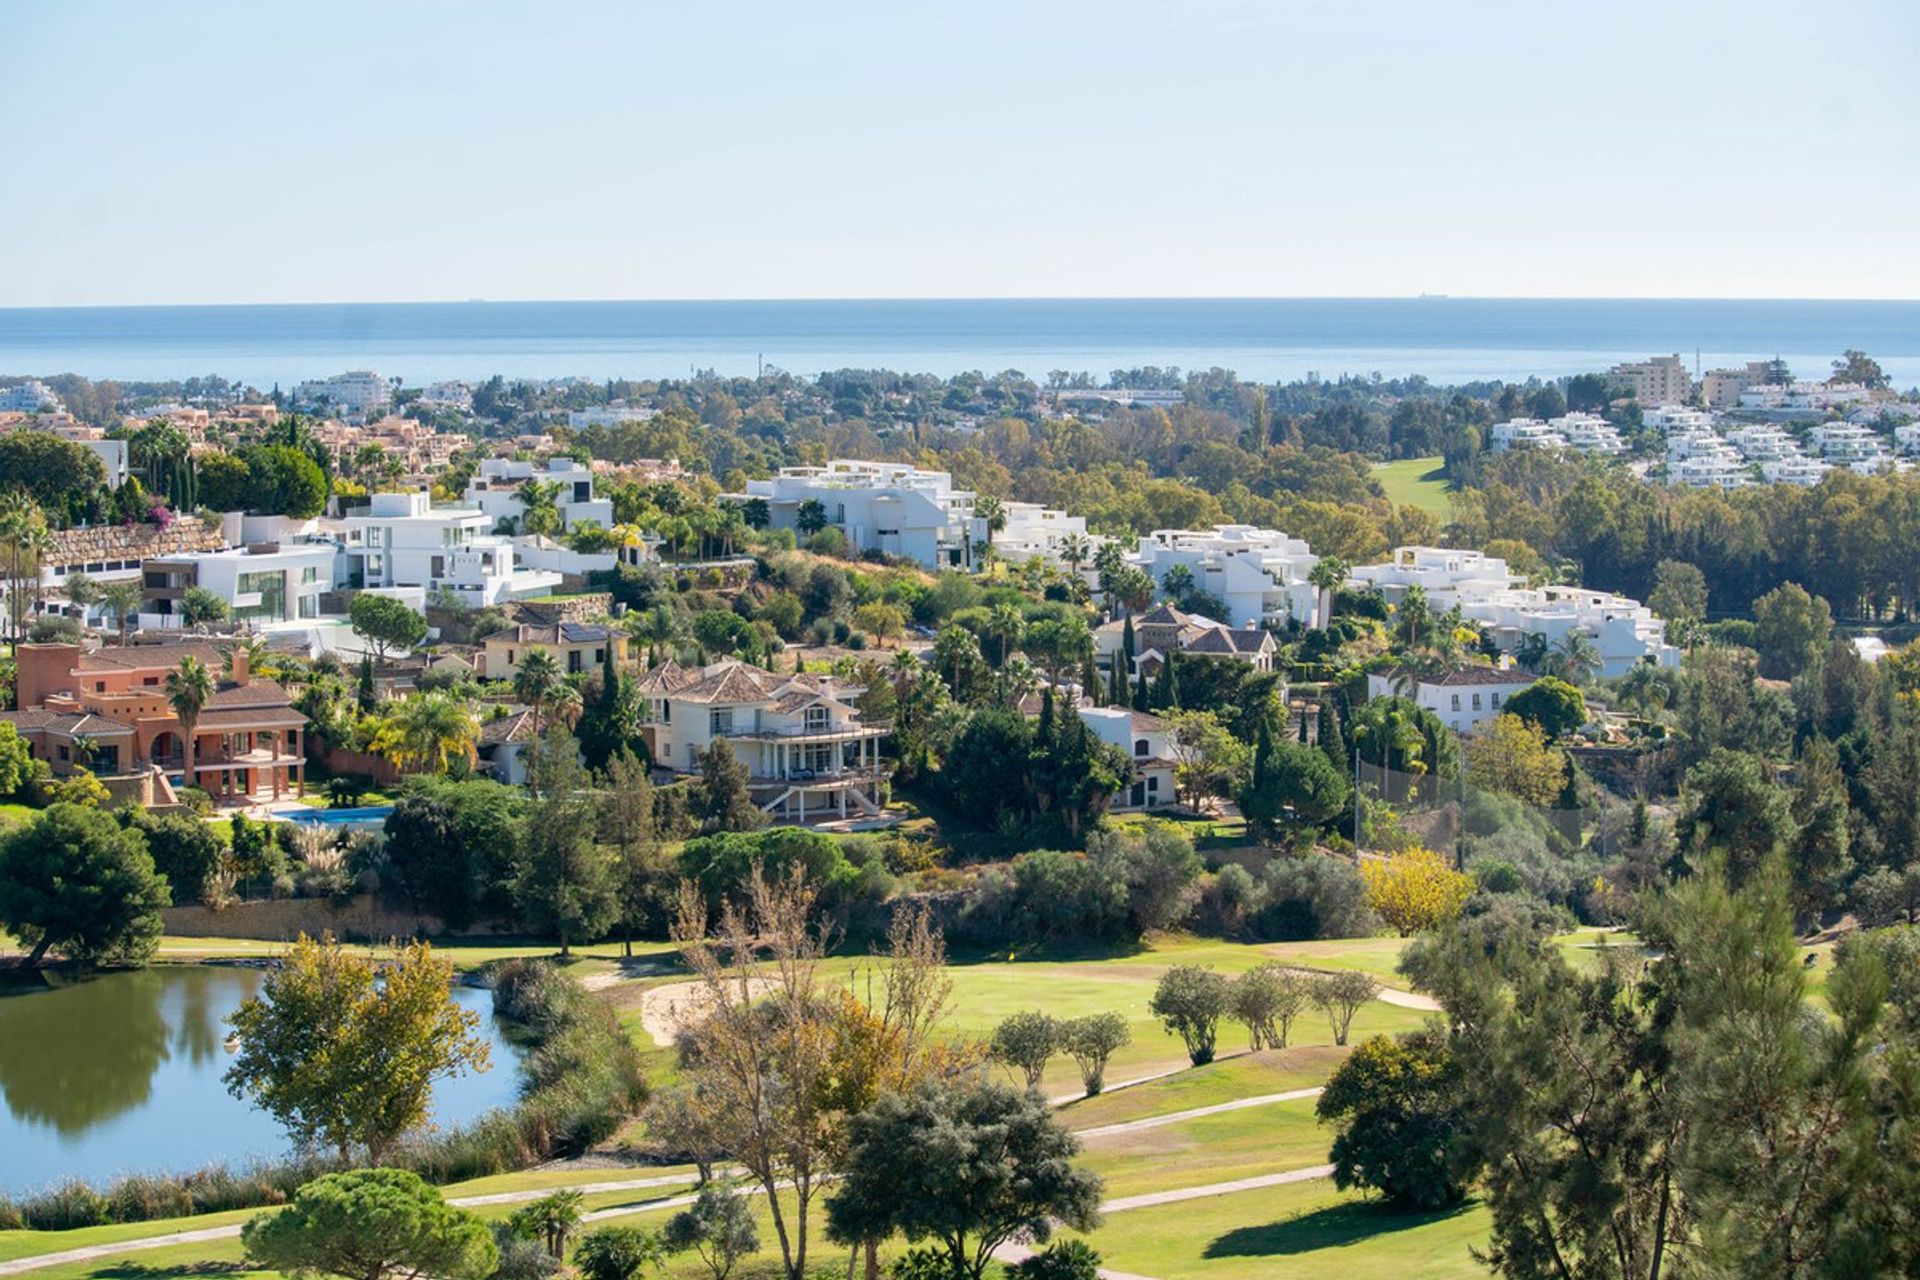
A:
[281, 805, 394, 827]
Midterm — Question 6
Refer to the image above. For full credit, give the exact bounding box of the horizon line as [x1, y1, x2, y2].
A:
[4, 293, 1920, 313]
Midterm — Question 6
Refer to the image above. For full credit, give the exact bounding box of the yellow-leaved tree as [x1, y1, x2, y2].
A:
[1464, 712, 1568, 808]
[1360, 846, 1474, 937]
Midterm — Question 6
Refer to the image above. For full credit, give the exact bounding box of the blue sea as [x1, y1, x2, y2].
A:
[0, 298, 1915, 389]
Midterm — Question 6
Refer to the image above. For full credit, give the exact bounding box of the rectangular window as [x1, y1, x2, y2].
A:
[235, 570, 288, 623]
[301, 566, 319, 584]
[1472, 694, 1483, 710]
[1450, 694, 1461, 711]
[710, 709, 733, 735]
[805, 706, 829, 732]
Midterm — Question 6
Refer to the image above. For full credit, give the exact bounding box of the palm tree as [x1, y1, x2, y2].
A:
[1392, 584, 1432, 651]
[795, 498, 828, 536]
[515, 478, 565, 537]
[1058, 532, 1090, 581]
[374, 692, 480, 774]
[513, 649, 563, 733]
[1513, 631, 1551, 675]
[1308, 555, 1350, 630]
[1551, 630, 1603, 686]
[164, 656, 215, 794]
[0, 496, 39, 640]
[983, 602, 1024, 667]
[63, 571, 101, 633]
[1093, 541, 1126, 598]
[1161, 564, 1195, 606]
[220, 633, 271, 680]
[100, 581, 144, 648]
[974, 495, 1007, 550]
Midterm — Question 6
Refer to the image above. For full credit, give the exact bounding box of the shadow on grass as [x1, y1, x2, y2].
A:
[1204, 1198, 1474, 1259]
[93, 1264, 248, 1279]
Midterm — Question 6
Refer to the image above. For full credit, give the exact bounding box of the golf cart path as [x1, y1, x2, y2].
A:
[1071, 1086, 1325, 1139]
[0, 1158, 1340, 1276]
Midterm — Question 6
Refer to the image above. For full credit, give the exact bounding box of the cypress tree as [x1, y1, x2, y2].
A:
[1319, 700, 1348, 777]
[1080, 650, 1103, 705]
[1122, 614, 1137, 668]
[1134, 661, 1151, 712]
[1152, 651, 1180, 711]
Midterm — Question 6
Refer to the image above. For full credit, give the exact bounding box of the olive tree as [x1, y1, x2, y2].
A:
[1148, 965, 1231, 1066]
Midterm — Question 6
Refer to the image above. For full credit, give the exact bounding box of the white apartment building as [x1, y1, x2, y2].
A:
[1352, 546, 1679, 677]
[1895, 424, 1920, 457]
[567, 404, 657, 429]
[0, 380, 62, 413]
[1366, 666, 1538, 735]
[1740, 381, 1873, 413]
[1609, 355, 1693, 406]
[464, 456, 615, 532]
[637, 659, 889, 824]
[292, 371, 391, 417]
[1552, 412, 1627, 455]
[1723, 425, 1802, 462]
[139, 541, 336, 630]
[1131, 525, 1321, 629]
[1643, 405, 1717, 434]
[1760, 457, 1833, 486]
[744, 460, 984, 569]
[1487, 418, 1569, 452]
[1807, 422, 1890, 467]
[418, 381, 474, 411]
[1667, 450, 1753, 490]
[1078, 706, 1177, 811]
[332, 491, 559, 607]
[991, 502, 1091, 564]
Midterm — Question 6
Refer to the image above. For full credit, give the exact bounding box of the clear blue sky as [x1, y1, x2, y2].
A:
[3, 0, 1915, 306]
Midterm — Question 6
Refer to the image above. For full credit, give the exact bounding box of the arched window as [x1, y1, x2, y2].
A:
[1134, 738, 1149, 757]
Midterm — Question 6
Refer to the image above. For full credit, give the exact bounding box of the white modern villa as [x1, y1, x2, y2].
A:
[1352, 546, 1679, 677]
[744, 461, 984, 569]
[464, 456, 615, 532]
[1131, 525, 1322, 629]
[333, 491, 560, 607]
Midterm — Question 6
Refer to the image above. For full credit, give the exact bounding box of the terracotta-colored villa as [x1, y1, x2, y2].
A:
[4, 641, 309, 803]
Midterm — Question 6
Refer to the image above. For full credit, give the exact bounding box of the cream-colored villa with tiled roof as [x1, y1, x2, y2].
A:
[638, 658, 888, 824]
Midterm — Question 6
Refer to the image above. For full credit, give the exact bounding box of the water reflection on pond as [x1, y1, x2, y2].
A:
[0, 966, 523, 1198]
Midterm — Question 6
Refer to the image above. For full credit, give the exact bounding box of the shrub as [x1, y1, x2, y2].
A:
[1011, 1241, 1104, 1280]
[1059, 1012, 1130, 1096]
[1254, 855, 1378, 940]
[1149, 965, 1231, 1066]
[990, 1011, 1059, 1091]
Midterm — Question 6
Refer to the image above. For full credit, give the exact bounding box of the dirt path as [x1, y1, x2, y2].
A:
[1072, 1086, 1325, 1140]
[636, 977, 776, 1046]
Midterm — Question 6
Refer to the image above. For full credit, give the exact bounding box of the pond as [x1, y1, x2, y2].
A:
[0, 966, 526, 1198]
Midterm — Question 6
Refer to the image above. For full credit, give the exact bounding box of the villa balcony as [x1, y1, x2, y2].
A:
[725, 722, 890, 743]
[748, 764, 891, 788]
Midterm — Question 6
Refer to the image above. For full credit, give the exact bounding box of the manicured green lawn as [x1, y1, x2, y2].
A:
[835, 938, 1429, 1096]
[1078, 1096, 1332, 1198]
[1061, 1046, 1347, 1129]
[1077, 1180, 1492, 1280]
[1373, 456, 1454, 518]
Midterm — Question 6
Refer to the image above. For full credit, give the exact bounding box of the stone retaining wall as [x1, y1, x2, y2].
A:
[46, 515, 225, 572]
[161, 894, 457, 943]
